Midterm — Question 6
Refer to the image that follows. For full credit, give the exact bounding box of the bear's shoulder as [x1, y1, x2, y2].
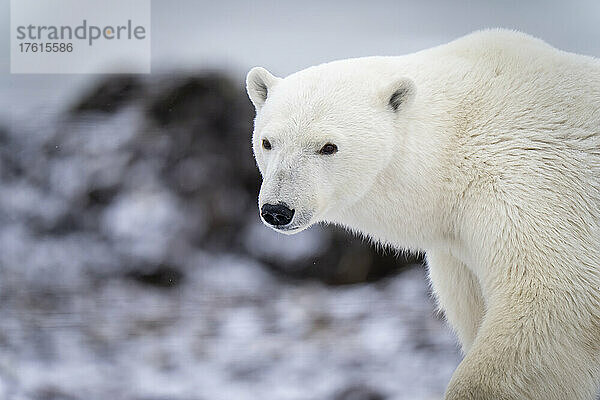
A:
[450, 29, 551, 50]
[437, 29, 555, 61]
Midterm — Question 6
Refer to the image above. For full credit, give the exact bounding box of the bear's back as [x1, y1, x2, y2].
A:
[430, 29, 600, 147]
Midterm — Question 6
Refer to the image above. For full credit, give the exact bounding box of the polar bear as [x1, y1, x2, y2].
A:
[246, 29, 600, 400]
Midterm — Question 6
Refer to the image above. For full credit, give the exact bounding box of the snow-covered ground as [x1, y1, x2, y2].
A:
[0, 258, 460, 400]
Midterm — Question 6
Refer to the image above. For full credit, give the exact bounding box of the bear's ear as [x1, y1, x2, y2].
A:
[246, 67, 280, 110]
[384, 77, 416, 112]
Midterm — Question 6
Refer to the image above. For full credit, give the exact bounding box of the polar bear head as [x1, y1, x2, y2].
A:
[246, 63, 416, 234]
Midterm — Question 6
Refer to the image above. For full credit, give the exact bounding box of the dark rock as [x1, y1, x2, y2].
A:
[333, 385, 387, 400]
[86, 186, 119, 206]
[245, 223, 422, 286]
[32, 386, 79, 400]
[70, 75, 143, 114]
[310, 229, 422, 285]
[0, 126, 23, 180]
[126, 264, 184, 288]
[0, 125, 7, 144]
[146, 73, 242, 130]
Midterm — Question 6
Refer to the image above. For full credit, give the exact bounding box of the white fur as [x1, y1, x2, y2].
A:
[247, 29, 600, 399]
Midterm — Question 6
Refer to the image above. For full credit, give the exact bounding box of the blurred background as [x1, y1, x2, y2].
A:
[0, 1, 599, 399]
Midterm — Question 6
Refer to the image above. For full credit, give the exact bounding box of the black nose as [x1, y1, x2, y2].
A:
[261, 203, 295, 226]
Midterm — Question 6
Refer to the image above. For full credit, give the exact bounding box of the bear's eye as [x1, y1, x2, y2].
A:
[319, 143, 338, 155]
[262, 139, 272, 150]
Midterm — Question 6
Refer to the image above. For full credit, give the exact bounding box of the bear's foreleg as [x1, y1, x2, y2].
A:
[426, 250, 485, 352]
[443, 286, 599, 400]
